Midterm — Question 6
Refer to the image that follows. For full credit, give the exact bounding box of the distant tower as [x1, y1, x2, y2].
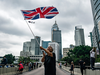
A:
[51, 21, 62, 59]
[75, 26, 85, 46]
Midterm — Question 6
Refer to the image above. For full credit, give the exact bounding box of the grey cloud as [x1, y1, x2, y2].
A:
[0, 16, 32, 36]
[0, 41, 21, 49]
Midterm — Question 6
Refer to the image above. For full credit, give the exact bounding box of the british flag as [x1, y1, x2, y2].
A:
[21, 6, 59, 20]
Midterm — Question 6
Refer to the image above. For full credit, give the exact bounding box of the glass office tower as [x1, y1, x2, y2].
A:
[90, 0, 100, 50]
[51, 21, 62, 59]
[75, 26, 85, 46]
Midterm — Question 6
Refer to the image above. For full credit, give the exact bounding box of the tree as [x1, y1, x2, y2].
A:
[18, 56, 34, 64]
[61, 45, 92, 65]
[2, 54, 15, 64]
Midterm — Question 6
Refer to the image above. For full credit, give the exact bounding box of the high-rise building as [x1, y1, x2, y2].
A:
[48, 42, 59, 61]
[91, 27, 98, 47]
[63, 48, 74, 58]
[89, 32, 93, 47]
[21, 36, 40, 56]
[90, 0, 100, 49]
[51, 21, 62, 59]
[42, 40, 51, 49]
[75, 26, 85, 46]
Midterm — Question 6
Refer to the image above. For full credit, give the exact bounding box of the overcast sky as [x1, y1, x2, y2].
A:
[0, 0, 94, 56]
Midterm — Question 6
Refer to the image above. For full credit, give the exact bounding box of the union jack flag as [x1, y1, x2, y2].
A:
[21, 6, 59, 20]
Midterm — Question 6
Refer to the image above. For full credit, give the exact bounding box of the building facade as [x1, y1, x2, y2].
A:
[48, 42, 59, 61]
[63, 48, 74, 58]
[51, 21, 62, 59]
[90, 32, 93, 47]
[42, 40, 51, 49]
[90, 0, 100, 50]
[75, 26, 85, 46]
[21, 36, 40, 56]
[89, 28, 97, 48]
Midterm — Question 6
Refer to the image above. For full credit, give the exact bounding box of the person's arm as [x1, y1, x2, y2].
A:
[40, 46, 53, 57]
[41, 52, 45, 62]
[90, 49, 93, 53]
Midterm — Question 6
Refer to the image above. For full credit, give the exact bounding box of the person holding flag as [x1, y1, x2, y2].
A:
[40, 46, 56, 75]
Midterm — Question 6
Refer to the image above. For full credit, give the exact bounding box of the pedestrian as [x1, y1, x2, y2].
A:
[64, 61, 67, 66]
[37, 63, 38, 68]
[33, 63, 36, 69]
[18, 61, 23, 74]
[70, 61, 74, 75]
[28, 61, 32, 71]
[3, 56, 7, 65]
[83, 62, 86, 70]
[79, 59, 84, 75]
[83, 62, 86, 74]
[90, 47, 95, 70]
[40, 46, 56, 75]
[31, 62, 33, 70]
[59, 62, 62, 69]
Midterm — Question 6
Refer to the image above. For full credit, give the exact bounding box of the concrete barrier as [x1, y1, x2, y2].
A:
[0, 66, 29, 75]
[60, 63, 100, 75]
[0, 65, 40, 75]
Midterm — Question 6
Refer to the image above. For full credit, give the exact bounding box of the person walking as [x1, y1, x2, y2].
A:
[59, 62, 62, 69]
[90, 47, 95, 70]
[65, 61, 67, 66]
[18, 61, 23, 74]
[3, 56, 7, 66]
[70, 61, 74, 75]
[83, 62, 86, 70]
[28, 61, 32, 71]
[79, 59, 84, 75]
[40, 46, 56, 75]
[83, 62, 86, 74]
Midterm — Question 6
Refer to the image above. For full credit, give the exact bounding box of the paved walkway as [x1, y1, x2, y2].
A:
[20, 66, 71, 75]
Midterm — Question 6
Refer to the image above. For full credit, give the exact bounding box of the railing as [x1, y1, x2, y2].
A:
[0, 64, 42, 75]
[57, 63, 100, 75]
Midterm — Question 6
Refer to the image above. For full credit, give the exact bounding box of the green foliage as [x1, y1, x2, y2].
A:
[61, 45, 92, 65]
[18, 56, 34, 64]
[96, 55, 100, 62]
[2, 54, 15, 64]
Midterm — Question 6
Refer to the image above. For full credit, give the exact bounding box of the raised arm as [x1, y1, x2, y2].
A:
[40, 46, 53, 57]
[90, 49, 93, 53]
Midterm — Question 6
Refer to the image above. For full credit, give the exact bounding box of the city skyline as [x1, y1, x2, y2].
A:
[0, 0, 94, 56]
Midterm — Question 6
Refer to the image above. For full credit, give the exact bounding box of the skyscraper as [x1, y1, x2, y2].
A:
[22, 36, 40, 56]
[31, 36, 40, 55]
[90, 0, 100, 49]
[51, 21, 62, 59]
[42, 40, 51, 49]
[75, 26, 85, 46]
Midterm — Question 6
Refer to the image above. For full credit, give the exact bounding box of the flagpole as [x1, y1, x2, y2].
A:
[25, 20, 40, 46]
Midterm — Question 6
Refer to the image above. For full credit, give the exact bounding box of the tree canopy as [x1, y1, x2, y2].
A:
[61, 45, 92, 65]
[2, 54, 15, 64]
[18, 56, 35, 64]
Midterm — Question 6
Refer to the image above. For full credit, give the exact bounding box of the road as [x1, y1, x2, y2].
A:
[20, 66, 71, 75]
